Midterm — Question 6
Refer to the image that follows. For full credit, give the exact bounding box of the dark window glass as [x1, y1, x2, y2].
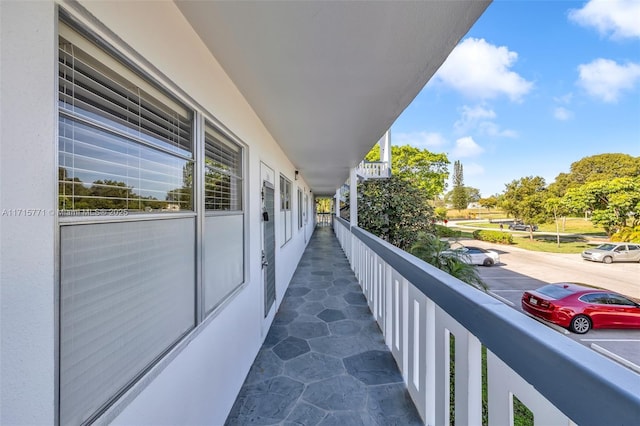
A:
[607, 294, 636, 306]
[580, 293, 609, 304]
[537, 285, 575, 300]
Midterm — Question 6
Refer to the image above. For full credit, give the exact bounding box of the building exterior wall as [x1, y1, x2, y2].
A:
[0, 1, 314, 424]
[1, 1, 58, 424]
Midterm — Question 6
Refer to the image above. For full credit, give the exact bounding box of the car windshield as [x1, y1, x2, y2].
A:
[594, 244, 617, 251]
[535, 284, 576, 300]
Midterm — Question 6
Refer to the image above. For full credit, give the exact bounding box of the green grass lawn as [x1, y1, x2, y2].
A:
[448, 217, 608, 254]
[511, 235, 596, 253]
[459, 217, 607, 237]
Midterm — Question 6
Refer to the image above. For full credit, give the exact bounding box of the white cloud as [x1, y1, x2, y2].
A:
[569, 0, 640, 40]
[554, 107, 573, 121]
[454, 104, 518, 137]
[452, 136, 484, 158]
[478, 122, 518, 138]
[577, 58, 640, 102]
[393, 131, 447, 149]
[434, 38, 533, 102]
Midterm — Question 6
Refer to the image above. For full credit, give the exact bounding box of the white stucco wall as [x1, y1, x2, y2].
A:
[0, 0, 314, 424]
[0, 1, 57, 424]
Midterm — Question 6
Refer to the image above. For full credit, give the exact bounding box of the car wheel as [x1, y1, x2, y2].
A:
[570, 315, 591, 334]
[603, 256, 613, 264]
[483, 258, 494, 267]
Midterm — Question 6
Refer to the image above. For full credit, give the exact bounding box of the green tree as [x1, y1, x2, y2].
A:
[501, 176, 548, 239]
[549, 154, 640, 196]
[316, 198, 332, 213]
[544, 197, 570, 247]
[465, 187, 481, 204]
[563, 177, 640, 237]
[365, 144, 449, 198]
[357, 175, 435, 251]
[451, 160, 468, 211]
[434, 206, 448, 222]
[478, 195, 498, 211]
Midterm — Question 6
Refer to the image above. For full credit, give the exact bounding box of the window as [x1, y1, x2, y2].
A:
[57, 15, 250, 424]
[606, 294, 636, 306]
[280, 175, 292, 244]
[203, 122, 245, 314]
[205, 124, 243, 211]
[297, 188, 303, 229]
[58, 21, 197, 426]
[579, 293, 609, 304]
[304, 194, 309, 224]
[58, 23, 193, 213]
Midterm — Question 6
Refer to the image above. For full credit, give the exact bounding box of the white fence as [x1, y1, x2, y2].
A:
[333, 217, 640, 426]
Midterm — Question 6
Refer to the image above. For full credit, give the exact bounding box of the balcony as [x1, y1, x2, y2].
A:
[227, 219, 640, 425]
[356, 161, 391, 180]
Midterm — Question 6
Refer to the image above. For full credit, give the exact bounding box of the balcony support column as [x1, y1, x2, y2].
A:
[379, 130, 392, 176]
[349, 167, 358, 227]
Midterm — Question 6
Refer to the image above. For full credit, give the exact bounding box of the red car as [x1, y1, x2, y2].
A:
[521, 283, 640, 334]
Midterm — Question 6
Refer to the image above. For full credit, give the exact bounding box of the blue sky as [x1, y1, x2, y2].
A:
[391, 0, 640, 197]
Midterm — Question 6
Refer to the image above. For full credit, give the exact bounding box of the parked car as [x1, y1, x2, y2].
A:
[581, 243, 640, 264]
[521, 283, 640, 334]
[444, 246, 500, 266]
[508, 222, 538, 231]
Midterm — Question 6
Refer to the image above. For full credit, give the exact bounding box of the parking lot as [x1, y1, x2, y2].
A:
[466, 239, 640, 371]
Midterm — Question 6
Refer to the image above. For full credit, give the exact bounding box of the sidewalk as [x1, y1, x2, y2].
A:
[225, 226, 421, 425]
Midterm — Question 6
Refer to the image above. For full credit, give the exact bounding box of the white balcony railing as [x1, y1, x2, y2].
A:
[333, 216, 640, 426]
[356, 161, 391, 179]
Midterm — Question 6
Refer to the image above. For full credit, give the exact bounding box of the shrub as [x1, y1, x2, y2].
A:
[435, 224, 462, 238]
[473, 230, 513, 244]
[610, 226, 640, 243]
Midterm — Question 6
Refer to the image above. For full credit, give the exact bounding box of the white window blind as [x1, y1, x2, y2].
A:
[204, 124, 243, 211]
[59, 219, 195, 425]
[203, 215, 244, 314]
[58, 22, 193, 212]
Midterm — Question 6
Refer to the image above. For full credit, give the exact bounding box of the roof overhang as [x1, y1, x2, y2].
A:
[176, 0, 491, 195]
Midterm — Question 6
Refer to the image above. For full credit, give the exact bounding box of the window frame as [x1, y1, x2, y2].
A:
[297, 188, 304, 229]
[280, 174, 292, 245]
[56, 12, 249, 425]
[58, 21, 195, 218]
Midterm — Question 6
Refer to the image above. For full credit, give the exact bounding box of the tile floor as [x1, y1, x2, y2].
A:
[225, 226, 422, 426]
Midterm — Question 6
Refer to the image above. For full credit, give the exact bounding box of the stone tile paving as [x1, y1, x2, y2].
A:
[225, 226, 422, 426]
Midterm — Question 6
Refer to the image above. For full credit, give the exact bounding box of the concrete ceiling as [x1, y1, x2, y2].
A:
[176, 1, 490, 195]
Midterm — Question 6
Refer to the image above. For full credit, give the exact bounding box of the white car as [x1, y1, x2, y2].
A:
[445, 246, 500, 267]
[581, 243, 640, 264]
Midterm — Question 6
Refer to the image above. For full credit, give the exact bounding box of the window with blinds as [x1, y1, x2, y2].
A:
[58, 23, 193, 213]
[280, 175, 292, 244]
[204, 123, 243, 211]
[298, 188, 303, 229]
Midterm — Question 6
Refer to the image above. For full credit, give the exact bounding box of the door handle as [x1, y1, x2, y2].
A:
[261, 251, 268, 268]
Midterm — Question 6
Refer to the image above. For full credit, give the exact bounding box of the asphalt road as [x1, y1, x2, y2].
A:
[464, 239, 640, 371]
